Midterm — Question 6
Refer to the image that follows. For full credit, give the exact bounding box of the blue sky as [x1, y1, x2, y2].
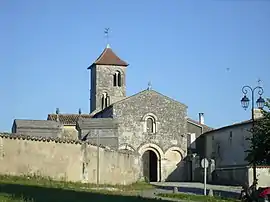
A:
[0, 0, 269, 132]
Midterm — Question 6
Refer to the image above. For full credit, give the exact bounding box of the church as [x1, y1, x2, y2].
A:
[11, 43, 212, 182]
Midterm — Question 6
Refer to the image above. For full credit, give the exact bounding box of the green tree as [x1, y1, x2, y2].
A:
[245, 98, 270, 166]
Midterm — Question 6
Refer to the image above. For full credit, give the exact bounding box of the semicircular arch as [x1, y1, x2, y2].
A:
[137, 143, 164, 160]
[165, 146, 185, 160]
[141, 113, 158, 121]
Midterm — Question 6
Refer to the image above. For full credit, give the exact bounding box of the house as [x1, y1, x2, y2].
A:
[203, 109, 270, 187]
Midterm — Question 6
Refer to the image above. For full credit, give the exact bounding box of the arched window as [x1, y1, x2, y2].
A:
[142, 113, 157, 134]
[101, 93, 110, 109]
[113, 71, 122, 87]
[146, 117, 154, 133]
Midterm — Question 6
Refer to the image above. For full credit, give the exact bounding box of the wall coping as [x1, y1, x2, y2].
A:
[215, 165, 270, 170]
[0, 133, 139, 156]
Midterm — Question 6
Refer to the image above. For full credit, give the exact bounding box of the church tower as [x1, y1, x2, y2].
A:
[88, 44, 128, 114]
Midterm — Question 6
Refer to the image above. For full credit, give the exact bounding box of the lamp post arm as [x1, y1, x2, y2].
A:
[251, 86, 264, 121]
[252, 86, 264, 97]
[241, 85, 264, 188]
[242, 85, 253, 95]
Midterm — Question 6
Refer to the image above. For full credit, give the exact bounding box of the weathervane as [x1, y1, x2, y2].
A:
[104, 28, 110, 47]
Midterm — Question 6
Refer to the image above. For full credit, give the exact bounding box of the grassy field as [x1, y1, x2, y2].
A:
[0, 175, 156, 202]
[0, 175, 242, 202]
[157, 193, 240, 202]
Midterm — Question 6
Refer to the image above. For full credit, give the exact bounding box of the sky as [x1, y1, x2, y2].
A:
[0, 0, 269, 132]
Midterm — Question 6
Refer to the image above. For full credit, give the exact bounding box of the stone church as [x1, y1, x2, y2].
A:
[11, 44, 212, 182]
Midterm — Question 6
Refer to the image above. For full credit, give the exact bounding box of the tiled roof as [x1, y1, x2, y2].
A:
[256, 166, 270, 168]
[187, 118, 214, 132]
[47, 114, 92, 125]
[88, 46, 128, 69]
[14, 119, 62, 129]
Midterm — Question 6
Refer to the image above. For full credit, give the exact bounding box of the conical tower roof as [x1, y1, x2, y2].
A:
[88, 44, 128, 69]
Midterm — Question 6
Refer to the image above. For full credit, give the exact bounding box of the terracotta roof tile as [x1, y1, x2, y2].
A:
[88, 46, 128, 69]
[47, 114, 92, 125]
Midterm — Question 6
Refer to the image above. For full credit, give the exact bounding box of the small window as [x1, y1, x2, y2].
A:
[113, 74, 117, 86]
[229, 131, 233, 145]
[217, 143, 221, 155]
[101, 93, 110, 109]
[142, 113, 157, 134]
[113, 71, 122, 87]
[146, 118, 154, 133]
[145, 116, 156, 133]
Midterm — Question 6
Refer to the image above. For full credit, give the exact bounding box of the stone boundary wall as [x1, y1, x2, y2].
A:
[248, 166, 270, 187]
[211, 166, 270, 187]
[211, 166, 249, 186]
[0, 133, 141, 185]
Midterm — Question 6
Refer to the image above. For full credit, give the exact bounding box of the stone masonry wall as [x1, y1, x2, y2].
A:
[248, 167, 270, 187]
[210, 166, 270, 187]
[91, 65, 127, 113]
[112, 90, 188, 152]
[100, 89, 188, 182]
[0, 134, 141, 185]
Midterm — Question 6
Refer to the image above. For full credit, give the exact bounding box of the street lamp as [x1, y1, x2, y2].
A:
[241, 85, 265, 187]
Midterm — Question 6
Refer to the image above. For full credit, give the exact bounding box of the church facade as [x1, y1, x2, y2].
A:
[11, 44, 212, 182]
[76, 44, 212, 182]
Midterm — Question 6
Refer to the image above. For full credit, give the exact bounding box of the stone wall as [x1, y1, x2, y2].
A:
[112, 90, 188, 152]
[109, 90, 188, 181]
[210, 166, 270, 187]
[90, 65, 127, 113]
[211, 166, 249, 186]
[0, 134, 141, 185]
[248, 167, 270, 187]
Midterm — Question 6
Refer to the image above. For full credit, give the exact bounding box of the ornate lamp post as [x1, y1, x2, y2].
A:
[241, 85, 265, 187]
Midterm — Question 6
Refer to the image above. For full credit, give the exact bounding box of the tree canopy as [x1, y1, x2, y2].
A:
[245, 98, 270, 166]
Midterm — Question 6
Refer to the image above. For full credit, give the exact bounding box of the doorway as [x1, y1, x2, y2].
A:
[142, 150, 158, 182]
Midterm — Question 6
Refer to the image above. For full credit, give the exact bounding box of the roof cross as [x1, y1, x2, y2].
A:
[147, 81, 152, 90]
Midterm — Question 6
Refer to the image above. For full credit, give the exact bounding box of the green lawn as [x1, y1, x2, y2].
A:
[0, 175, 158, 202]
[157, 193, 240, 202]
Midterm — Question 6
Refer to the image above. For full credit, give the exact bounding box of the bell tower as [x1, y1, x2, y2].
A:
[87, 44, 128, 114]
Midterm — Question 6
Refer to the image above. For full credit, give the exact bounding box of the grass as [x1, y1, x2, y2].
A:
[157, 193, 240, 202]
[0, 174, 153, 191]
[0, 175, 158, 202]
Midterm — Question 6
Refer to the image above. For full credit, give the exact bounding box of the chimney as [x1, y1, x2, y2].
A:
[78, 108, 82, 115]
[254, 108, 263, 119]
[199, 113, 205, 125]
[56, 108, 60, 122]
